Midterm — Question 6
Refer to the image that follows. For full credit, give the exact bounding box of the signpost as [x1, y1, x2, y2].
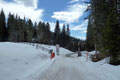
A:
[56, 44, 59, 55]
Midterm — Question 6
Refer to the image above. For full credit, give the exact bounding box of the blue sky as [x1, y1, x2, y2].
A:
[0, 0, 88, 40]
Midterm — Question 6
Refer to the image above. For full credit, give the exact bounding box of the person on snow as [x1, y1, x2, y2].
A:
[49, 49, 55, 59]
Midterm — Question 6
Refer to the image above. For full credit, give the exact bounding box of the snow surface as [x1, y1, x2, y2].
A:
[0, 42, 120, 80]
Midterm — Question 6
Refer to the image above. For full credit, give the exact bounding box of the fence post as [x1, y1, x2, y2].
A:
[86, 52, 88, 62]
[36, 44, 38, 49]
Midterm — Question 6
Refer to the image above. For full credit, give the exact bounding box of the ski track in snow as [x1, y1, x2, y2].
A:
[24, 54, 120, 80]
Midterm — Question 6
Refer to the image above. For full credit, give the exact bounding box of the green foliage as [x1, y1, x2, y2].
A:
[86, 0, 120, 65]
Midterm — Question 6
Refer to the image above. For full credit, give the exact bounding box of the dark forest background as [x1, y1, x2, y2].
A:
[0, 9, 85, 52]
[85, 0, 120, 65]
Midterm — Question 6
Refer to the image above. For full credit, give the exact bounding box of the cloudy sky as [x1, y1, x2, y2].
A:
[0, 0, 88, 40]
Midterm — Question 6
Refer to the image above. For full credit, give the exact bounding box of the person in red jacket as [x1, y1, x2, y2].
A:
[49, 49, 55, 59]
[51, 52, 55, 59]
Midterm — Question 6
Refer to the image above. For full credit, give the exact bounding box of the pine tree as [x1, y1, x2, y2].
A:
[102, 0, 120, 65]
[37, 21, 42, 43]
[17, 17, 26, 42]
[45, 22, 51, 44]
[33, 22, 37, 42]
[86, 15, 95, 51]
[61, 24, 66, 47]
[7, 13, 17, 41]
[86, 0, 120, 65]
[0, 9, 6, 41]
[54, 20, 60, 45]
[66, 24, 70, 48]
[27, 19, 33, 42]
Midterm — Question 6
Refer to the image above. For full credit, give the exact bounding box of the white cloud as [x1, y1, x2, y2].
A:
[51, 3, 87, 23]
[76, 36, 86, 40]
[82, 30, 87, 33]
[71, 20, 88, 31]
[70, 0, 79, 3]
[13, 0, 38, 9]
[0, 0, 43, 23]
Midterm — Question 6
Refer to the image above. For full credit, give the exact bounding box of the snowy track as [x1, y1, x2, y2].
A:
[0, 42, 120, 80]
[24, 55, 120, 80]
[24, 57, 82, 80]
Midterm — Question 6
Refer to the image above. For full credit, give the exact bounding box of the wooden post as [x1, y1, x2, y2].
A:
[95, 43, 97, 54]
[86, 52, 88, 62]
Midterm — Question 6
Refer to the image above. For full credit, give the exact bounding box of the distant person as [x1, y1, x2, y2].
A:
[49, 49, 55, 59]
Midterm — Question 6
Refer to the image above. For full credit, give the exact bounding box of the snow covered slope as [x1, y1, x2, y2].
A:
[0, 42, 120, 80]
[0, 42, 71, 80]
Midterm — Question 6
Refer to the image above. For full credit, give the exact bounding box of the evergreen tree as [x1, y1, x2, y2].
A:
[33, 22, 37, 42]
[45, 22, 51, 44]
[41, 22, 46, 44]
[54, 20, 60, 44]
[66, 24, 70, 36]
[7, 13, 17, 41]
[86, 15, 95, 51]
[27, 19, 33, 42]
[66, 24, 70, 48]
[61, 24, 66, 47]
[37, 21, 42, 43]
[0, 9, 6, 41]
[86, 0, 120, 65]
[17, 17, 26, 42]
[102, 0, 120, 65]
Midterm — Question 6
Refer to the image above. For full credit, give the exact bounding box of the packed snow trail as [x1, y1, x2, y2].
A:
[28, 58, 82, 80]
[24, 55, 120, 80]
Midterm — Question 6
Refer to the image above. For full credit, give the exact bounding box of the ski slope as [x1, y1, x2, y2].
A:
[0, 42, 120, 80]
